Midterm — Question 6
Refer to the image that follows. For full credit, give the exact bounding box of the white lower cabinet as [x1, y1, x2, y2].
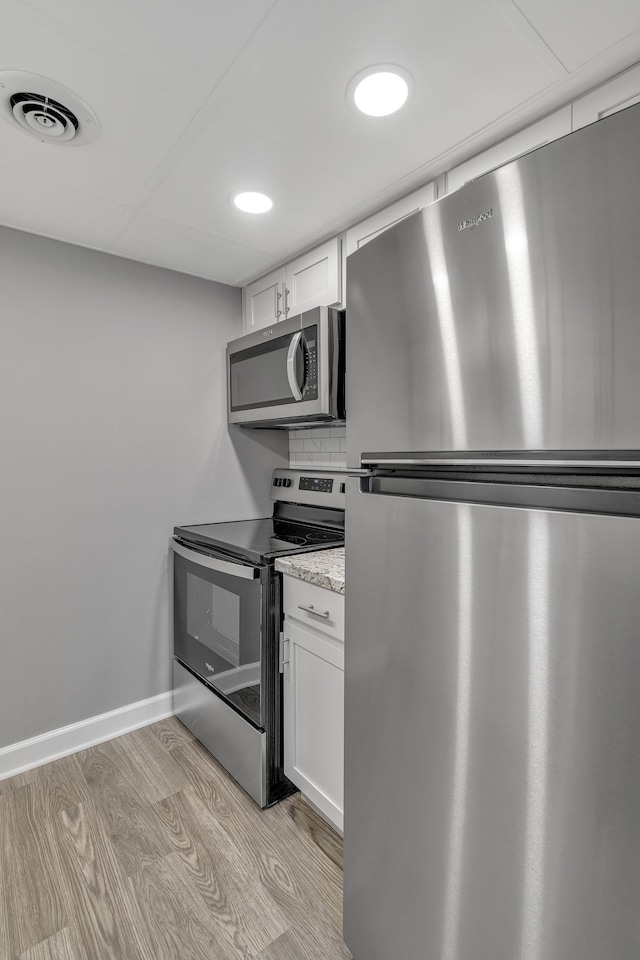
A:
[282, 576, 344, 833]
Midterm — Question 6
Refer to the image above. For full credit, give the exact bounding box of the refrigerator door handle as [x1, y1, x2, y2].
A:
[360, 473, 640, 518]
[360, 456, 640, 469]
[342, 468, 378, 492]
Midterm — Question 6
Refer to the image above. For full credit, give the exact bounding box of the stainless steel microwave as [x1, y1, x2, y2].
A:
[227, 306, 345, 428]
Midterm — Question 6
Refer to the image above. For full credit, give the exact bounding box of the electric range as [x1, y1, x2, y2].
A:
[171, 468, 345, 807]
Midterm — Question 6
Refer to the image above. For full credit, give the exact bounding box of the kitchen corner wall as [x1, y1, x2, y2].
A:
[0, 225, 288, 751]
[288, 426, 346, 469]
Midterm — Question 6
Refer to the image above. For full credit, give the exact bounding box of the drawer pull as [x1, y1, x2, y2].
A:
[298, 603, 330, 620]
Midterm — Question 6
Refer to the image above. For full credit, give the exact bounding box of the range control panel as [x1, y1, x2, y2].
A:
[300, 476, 333, 493]
[271, 469, 347, 508]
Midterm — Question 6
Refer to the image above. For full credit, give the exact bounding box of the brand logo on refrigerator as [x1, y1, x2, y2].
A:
[457, 208, 493, 232]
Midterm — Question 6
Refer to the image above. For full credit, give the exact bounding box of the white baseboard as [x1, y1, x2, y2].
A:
[0, 691, 173, 782]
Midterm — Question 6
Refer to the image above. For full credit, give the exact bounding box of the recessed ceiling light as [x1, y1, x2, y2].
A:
[233, 191, 273, 214]
[348, 65, 412, 117]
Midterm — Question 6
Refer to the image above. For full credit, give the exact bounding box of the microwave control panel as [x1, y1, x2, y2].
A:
[302, 332, 318, 399]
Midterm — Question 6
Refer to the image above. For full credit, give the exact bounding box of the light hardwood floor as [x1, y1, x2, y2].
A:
[0, 718, 352, 960]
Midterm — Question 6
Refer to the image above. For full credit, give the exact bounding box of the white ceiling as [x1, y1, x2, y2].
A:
[1, 0, 640, 287]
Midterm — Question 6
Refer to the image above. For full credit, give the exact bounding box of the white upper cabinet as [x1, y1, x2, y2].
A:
[243, 237, 342, 333]
[572, 62, 640, 130]
[244, 266, 286, 332]
[446, 107, 572, 194]
[285, 238, 341, 316]
[345, 182, 437, 258]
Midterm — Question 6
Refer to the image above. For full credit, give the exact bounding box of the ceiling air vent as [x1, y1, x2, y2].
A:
[0, 71, 99, 145]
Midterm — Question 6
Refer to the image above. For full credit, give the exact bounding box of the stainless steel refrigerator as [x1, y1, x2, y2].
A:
[344, 102, 640, 960]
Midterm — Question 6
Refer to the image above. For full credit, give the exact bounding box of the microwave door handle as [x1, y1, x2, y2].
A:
[286, 331, 304, 401]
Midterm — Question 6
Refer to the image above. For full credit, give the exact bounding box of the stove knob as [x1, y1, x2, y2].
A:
[283, 478, 292, 487]
[340, 483, 346, 493]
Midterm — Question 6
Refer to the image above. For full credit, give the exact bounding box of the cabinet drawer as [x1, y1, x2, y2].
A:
[283, 576, 344, 642]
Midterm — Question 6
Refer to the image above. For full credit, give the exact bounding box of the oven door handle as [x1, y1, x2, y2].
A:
[171, 540, 258, 580]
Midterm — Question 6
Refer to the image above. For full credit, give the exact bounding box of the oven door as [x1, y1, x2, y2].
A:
[171, 539, 266, 729]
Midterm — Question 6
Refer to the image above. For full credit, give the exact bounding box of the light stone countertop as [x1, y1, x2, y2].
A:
[275, 547, 345, 595]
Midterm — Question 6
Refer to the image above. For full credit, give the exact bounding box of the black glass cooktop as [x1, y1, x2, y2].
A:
[174, 516, 344, 565]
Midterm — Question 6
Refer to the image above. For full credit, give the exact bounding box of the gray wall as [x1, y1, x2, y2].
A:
[0, 226, 287, 749]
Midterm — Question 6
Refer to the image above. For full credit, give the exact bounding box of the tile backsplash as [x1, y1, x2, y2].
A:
[288, 426, 346, 469]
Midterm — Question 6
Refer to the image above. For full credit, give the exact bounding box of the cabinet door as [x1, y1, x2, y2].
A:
[345, 182, 436, 257]
[446, 107, 571, 194]
[283, 619, 344, 832]
[284, 238, 342, 316]
[572, 62, 640, 130]
[244, 266, 285, 333]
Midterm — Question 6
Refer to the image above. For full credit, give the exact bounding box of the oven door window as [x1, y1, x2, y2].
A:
[173, 550, 264, 729]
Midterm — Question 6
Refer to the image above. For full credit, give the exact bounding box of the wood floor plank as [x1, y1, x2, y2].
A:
[154, 787, 289, 958]
[280, 793, 343, 869]
[78, 736, 149, 805]
[169, 740, 345, 935]
[148, 716, 195, 751]
[262, 799, 344, 919]
[256, 922, 353, 960]
[1, 720, 350, 960]
[266, 795, 344, 907]
[17, 927, 78, 960]
[11, 754, 90, 821]
[50, 799, 153, 960]
[78, 738, 173, 877]
[0, 795, 10, 960]
[3, 766, 37, 790]
[96, 790, 173, 880]
[1, 785, 68, 957]
[120, 725, 188, 804]
[168, 739, 243, 825]
[255, 929, 308, 960]
[249, 840, 347, 959]
[129, 852, 241, 960]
